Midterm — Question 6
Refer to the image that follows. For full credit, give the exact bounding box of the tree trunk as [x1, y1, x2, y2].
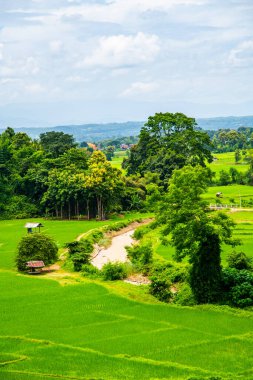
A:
[68, 201, 71, 220]
[77, 200, 80, 220]
[86, 199, 90, 220]
[60, 205, 63, 219]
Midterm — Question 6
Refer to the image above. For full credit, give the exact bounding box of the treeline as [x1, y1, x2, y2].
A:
[207, 127, 253, 152]
[2, 113, 252, 220]
[0, 128, 148, 219]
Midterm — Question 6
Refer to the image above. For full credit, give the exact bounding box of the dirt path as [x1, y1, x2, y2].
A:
[91, 229, 134, 269]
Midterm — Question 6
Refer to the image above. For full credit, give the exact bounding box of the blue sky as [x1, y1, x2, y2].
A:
[0, 0, 253, 126]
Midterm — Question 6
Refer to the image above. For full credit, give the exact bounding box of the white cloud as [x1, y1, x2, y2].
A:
[54, 0, 208, 24]
[0, 44, 4, 61]
[77, 32, 160, 68]
[120, 81, 158, 97]
[24, 83, 45, 94]
[228, 40, 253, 67]
[49, 40, 63, 54]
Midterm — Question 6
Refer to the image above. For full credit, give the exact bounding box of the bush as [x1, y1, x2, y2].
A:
[82, 264, 100, 279]
[149, 274, 172, 302]
[65, 240, 92, 271]
[101, 262, 128, 281]
[173, 283, 196, 306]
[151, 262, 189, 283]
[126, 242, 153, 273]
[133, 225, 151, 240]
[221, 268, 253, 308]
[16, 233, 58, 271]
[88, 230, 104, 243]
[227, 251, 252, 270]
[1, 195, 38, 220]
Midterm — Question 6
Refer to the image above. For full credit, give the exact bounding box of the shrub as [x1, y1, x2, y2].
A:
[82, 264, 100, 279]
[151, 262, 189, 283]
[126, 242, 153, 273]
[16, 233, 58, 271]
[227, 251, 252, 270]
[101, 262, 128, 281]
[149, 274, 172, 302]
[221, 268, 253, 308]
[173, 283, 196, 306]
[133, 225, 151, 240]
[1, 195, 38, 220]
[65, 240, 92, 271]
[88, 230, 104, 243]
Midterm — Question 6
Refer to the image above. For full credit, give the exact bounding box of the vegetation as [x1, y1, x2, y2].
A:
[101, 262, 129, 280]
[16, 233, 58, 271]
[124, 112, 212, 186]
[1, 111, 253, 379]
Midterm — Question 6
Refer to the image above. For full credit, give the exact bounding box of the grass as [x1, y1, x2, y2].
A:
[203, 184, 253, 205]
[1, 213, 253, 379]
[0, 213, 150, 270]
[111, 150, 127, 172]
[208, 151, 249, 175]
[141, 209, 253, 264]
[1, 272, 253, 379]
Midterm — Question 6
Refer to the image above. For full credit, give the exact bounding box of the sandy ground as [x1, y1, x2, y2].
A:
[91, 229, 134, 269]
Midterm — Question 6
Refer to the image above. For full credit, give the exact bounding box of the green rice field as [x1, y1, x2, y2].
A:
[203, 184, 253, 205]
[208, 152, 249, 175]
[111, 150, 250, 177]
[1, 215, 253, 379]
[111, 151, 127, 172]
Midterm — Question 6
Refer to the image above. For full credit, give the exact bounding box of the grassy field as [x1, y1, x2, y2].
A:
[0, 214, 144, 270]
[154, 210, 253, 264]
[1, 214, 253, 379]
[208, 152, 249, 175]
[111, 150, 127, 171]
[203, 184, 253, 205]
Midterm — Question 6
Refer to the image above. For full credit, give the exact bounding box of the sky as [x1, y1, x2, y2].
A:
[0, 0, 253, 126]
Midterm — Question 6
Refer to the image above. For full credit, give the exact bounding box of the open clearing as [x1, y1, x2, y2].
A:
[1, 214, 253, 379]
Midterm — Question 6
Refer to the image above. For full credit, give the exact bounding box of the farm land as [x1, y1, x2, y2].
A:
[1, 152, 253, 379]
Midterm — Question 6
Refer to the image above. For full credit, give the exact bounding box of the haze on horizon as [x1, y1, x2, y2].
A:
[0, 0, 253, 127]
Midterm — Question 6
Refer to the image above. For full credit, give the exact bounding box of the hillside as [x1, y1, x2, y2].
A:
[1, 116, 253, 142]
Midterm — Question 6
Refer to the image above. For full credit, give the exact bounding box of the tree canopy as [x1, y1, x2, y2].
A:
[158, 165, 239, 303]
[124, 112, 213, 185]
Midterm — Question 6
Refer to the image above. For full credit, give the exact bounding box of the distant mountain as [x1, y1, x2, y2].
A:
[0, 122, 144, 142]
[197, 115, 253, 131]
[1, 116, 253, 142]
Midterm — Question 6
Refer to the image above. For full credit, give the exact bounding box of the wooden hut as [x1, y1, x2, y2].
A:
[24, 222, 44, 234]
[26, 261, 45, 274]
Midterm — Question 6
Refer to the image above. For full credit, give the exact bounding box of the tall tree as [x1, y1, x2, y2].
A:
[158, 165, 239, 303]
[39, 131, 77, 158]
[124, 112, 213, 186]
[85, 151, 124, 220]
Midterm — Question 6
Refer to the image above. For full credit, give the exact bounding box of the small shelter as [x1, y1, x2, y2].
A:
[26, 261, 45, 274]
[24, 222, 44, 234]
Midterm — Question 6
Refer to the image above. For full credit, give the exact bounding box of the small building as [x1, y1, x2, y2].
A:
[26, 261, 45, 274]
[24, 222, 44, 234]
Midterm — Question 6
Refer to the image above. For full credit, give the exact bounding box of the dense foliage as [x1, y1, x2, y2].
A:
[157, 165, 238, 304]
[123, 112, 213, 186]
[16, 233, 58, 271]
[0, 128, 138, 220]
[208, 127, 253, 153]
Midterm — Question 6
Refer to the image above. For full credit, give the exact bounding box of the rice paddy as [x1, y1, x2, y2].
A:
[1, 212, 253, 379]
